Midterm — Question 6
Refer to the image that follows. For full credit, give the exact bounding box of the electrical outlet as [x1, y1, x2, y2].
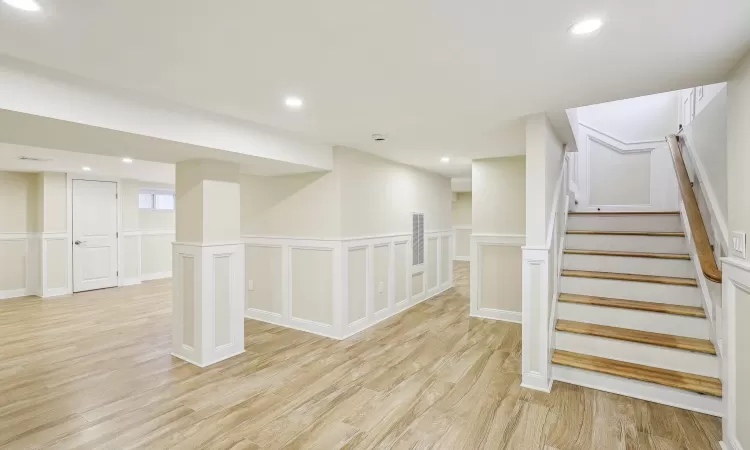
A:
[378, 281, 385, 294]
[731, 232, 746, 259]
[248, 280, 254, 291]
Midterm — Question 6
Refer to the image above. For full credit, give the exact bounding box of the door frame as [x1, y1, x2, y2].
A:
[67, 173, 124, 292]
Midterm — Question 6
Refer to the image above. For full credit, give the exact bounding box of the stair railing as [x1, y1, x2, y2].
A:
[666, 134, 722, 283]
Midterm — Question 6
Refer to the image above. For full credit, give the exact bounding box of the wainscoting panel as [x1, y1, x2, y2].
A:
[454, 227, 472, 261]
[0, 236, 27, 299]
[470, 234, 525, 323]
[427, 237, 439, 292]
[243, 231, 453, 340]
[245, 245, 283, 315]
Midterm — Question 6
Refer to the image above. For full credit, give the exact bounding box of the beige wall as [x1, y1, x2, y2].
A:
[728, 50, 750, 245]
[338, 147, 451, 237]
[42, 173, 67, 232]
[728, 49, 750, 450]
[480, 245, 522, 312]
[240, 147, 451, 239]
[472, 156, 526, 235]
[241, 171, 341, 238]
[452, 192, 472, 227]
[0, 171, 36, 233]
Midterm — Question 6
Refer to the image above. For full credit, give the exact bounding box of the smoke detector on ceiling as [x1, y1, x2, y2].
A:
[18, 156, 53, 162]
[372, 134, 387, 142]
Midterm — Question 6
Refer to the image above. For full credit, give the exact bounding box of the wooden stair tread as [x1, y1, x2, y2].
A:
[558, 293, 706, 318]
[555, 320, 716, 354]
[569, 211, 680, 215]
[567, 230, 685, 237]
[564, 249, 690, 260]
[552, 350, 722, 397]
[561, 270, 698, 287]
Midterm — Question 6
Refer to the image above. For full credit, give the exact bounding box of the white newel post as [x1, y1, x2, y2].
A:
[521, 247, 551, 392]
[171, 160, 246, 367]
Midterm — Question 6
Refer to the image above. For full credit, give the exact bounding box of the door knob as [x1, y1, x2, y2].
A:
[75, 240, 85, 245]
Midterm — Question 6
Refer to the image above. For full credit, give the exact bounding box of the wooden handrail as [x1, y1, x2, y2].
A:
[666, 135, 722, 283]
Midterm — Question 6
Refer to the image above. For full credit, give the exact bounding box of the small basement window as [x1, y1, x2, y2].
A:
[139, 190, 175, 210]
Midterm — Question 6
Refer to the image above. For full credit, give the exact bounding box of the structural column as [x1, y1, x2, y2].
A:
[171, 160, 245, 367]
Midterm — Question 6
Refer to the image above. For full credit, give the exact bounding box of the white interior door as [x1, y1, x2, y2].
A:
[73, 180, 118, 292]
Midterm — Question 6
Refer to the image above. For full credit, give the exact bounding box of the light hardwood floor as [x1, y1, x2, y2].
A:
[0, 262, 721, 449]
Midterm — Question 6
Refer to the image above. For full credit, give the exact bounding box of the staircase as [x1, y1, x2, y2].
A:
[551, 211, 722, 416]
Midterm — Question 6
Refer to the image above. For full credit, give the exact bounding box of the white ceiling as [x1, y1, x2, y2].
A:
[0, 0, 748, 177]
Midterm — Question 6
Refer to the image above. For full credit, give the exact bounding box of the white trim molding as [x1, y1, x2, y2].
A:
[574, 123, 678, 213]
[171, 242, 246, 368]
[721, 257, 749, 450]
[470, 233, 525, 324]
[242, 230, 454, 340]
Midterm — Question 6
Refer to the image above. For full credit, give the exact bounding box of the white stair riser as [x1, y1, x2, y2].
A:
[560, 276, 702, 307]
[557, 302, 710, 339]
[555, 332, 719, 378]
[563, 254, 695, 278]
[567, 215, 683, 233]
[552, 365, 722, 416]
[566, 234, 687, 254]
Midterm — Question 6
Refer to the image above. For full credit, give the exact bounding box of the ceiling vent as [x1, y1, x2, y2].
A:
[18, 156, 52, 162]
[372, 134, 387, 142]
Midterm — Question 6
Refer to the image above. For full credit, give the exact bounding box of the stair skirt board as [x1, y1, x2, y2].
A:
[560, 276, 702, 307]
[566, 234, 688, 254]
[557, 302, 711, 340]
[554, 331, 720, 378]
[552, 365, 723, 417]
[567, 215, 683, 233]
[563, 253, 696, 279]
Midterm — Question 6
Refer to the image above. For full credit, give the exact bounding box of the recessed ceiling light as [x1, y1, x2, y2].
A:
[440, 157, 451, 163]
[570, 18, 603, 35]
[285, 97, 303, 108]
[122, 158, 133, 163]
[82, 166, 92, 172]
[2, 0, 41, 11]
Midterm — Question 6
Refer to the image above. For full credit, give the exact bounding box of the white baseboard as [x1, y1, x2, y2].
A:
[43, 287, 69, 298]
[120, 277, 142, 287]
[471, 308, 522, 323]
[553, 364, 723, 417]
[245, 308, 340, 340]
[0, 288, 28, 300]
[141, 271, 172, 281]
[720, 439, 744, 450]
[454, 256, 470, 262]
[521, 372, 553, 393]
[170, 349, 246, 368]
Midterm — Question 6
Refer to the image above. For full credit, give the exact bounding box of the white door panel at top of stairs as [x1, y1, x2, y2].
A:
[560, 276, 702, 307]
[567, 215, 683, 233]
[563, 254, 695, 278]
[554, 331, 720, 378]
[556, 302, 710, 340]
[565, 234, 687, 254]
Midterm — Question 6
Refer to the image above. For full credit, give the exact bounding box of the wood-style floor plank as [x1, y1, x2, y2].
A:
[0, 265, 721, 449]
